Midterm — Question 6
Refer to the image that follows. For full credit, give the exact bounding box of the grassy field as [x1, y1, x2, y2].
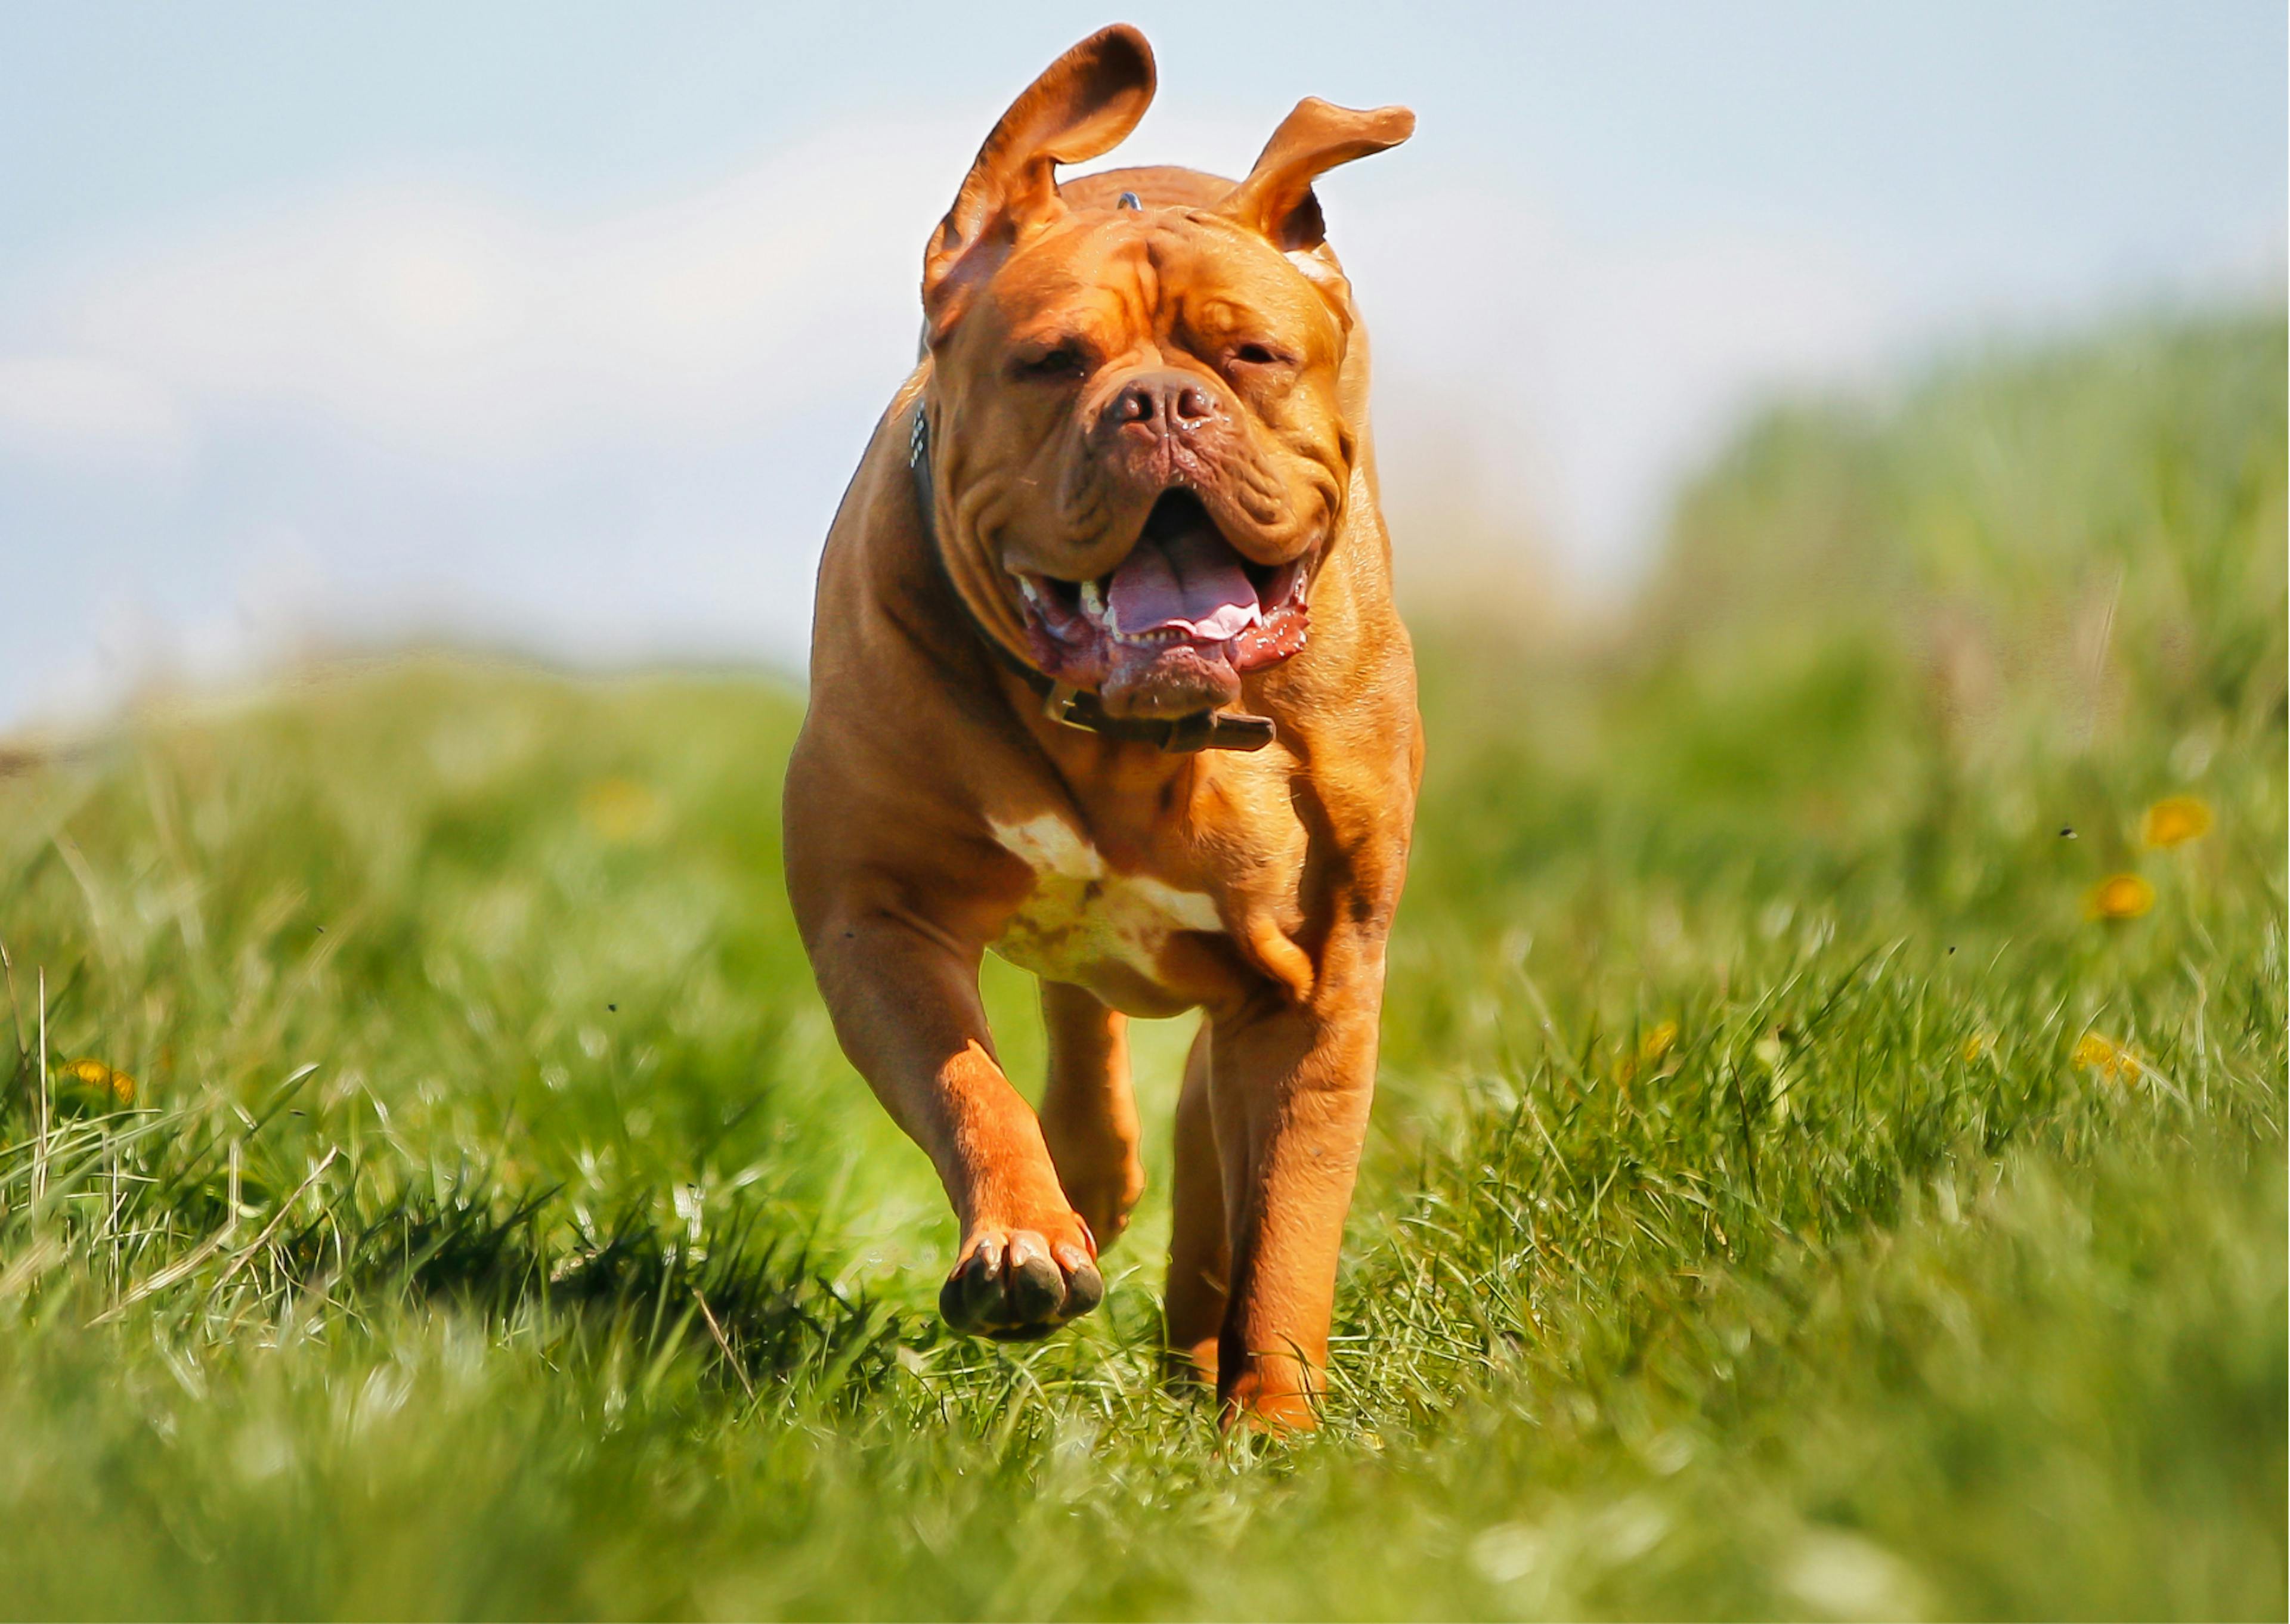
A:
[0, 309, 2282, 1620]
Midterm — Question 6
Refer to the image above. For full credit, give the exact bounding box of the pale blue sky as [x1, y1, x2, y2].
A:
[2, 2, 2282, 724]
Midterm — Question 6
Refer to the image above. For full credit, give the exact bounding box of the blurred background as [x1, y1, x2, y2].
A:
[1, 0, 2282, 728]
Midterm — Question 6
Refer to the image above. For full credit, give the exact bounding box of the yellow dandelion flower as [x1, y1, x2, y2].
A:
[2084, 873, 2154, 922]
[1617, 1020, 1679, 1086]
[2071, 1031, 2140, 1082]
[1960, 1032, 1992, 1064]
[579, 776, 666, 843]
[61, 1058, 135, 1105]
[2140, 795, 2212, 849]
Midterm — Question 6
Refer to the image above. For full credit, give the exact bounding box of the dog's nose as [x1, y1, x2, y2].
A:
[1103, 371, 1219, 438]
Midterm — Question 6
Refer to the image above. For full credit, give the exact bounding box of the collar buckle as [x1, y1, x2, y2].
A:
[1042, 682, 1088, 728]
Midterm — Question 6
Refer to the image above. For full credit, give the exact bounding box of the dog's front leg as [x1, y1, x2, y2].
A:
[810, 913, 1103, 1339]
[1208, 972, 1385, 1429]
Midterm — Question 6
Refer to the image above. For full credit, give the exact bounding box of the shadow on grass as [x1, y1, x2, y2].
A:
[2, 1059, 913, 1412]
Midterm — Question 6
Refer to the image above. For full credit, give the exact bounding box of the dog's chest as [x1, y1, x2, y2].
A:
[987, 813, 1221, 989]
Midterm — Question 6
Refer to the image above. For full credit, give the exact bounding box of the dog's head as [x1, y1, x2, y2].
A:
[917, 26, 1412, 720]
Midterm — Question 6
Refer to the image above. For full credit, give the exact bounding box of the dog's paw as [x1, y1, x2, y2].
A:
[1218, 1357, 1324, 1433]
[939, 1220, 1103, 1341]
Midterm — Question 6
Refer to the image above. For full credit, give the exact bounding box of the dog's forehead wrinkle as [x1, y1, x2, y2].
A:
[994, 214, 1332, 368]
[1131, 253, 1161, 337]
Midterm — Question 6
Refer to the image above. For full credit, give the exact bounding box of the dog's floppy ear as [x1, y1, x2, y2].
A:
[922, 25, 1156, 336]
[1220, 97, 1413, 252]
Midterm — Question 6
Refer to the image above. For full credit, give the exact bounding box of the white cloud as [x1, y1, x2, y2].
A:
[20, 119, 979, 468]
[0, 354, 187, 468]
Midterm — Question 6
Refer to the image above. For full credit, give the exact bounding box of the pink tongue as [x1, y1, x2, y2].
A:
[1107, 526, 1261, 640]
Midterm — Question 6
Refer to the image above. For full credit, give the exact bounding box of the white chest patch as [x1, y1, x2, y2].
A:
[988, 813, 1222, 985]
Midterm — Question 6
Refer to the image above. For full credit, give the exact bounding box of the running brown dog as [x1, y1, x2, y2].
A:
[783, 24, 1418, 1429]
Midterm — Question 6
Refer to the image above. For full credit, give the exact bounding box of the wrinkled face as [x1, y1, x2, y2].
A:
[929, 204, 1354, 719]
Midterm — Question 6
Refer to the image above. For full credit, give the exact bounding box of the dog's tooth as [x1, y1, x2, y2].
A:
[1017, 576, 1045, 607]
[1078, 579, 1107, 623]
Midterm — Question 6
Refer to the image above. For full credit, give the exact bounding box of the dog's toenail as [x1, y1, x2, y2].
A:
[1063, 1264, 1104, 1318]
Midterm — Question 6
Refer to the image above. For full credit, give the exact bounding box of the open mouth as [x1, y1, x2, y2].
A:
[1012, 492, 1313, 714]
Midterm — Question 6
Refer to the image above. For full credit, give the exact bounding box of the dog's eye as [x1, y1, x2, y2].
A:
[1013, 344, 1088, 381]
[1229, 342, 1293, 371]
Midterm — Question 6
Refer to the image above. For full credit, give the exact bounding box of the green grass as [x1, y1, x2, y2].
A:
[0, 309, 2282, 1619]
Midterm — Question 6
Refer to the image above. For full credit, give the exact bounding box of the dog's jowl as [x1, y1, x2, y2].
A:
[782, 24, 1418, 1430]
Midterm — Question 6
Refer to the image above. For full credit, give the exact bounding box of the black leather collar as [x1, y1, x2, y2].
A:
[907, 405, 1276, 754]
